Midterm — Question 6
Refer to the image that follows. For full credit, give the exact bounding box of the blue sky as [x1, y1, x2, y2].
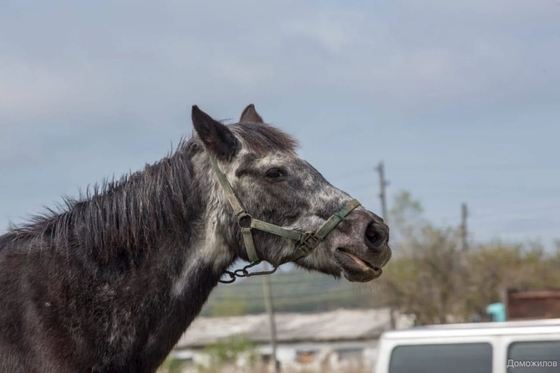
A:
[1, 0, 559, 248]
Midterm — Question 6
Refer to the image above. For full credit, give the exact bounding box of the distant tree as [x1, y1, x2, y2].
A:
[376, 190, 560, 325]
[461, 240, 560, 320]
[376, 203, 464, 324]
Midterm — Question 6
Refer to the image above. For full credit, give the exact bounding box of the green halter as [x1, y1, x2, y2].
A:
[209, 155, 361, 283]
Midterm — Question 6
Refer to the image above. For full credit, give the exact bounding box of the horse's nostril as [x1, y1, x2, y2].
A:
[365, 224, 376, 240]
[365, 222, 385, 249]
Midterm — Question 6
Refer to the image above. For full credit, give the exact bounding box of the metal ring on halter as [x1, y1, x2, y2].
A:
[237, 212, 252, 229]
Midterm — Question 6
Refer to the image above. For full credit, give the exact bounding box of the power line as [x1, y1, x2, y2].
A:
[392, 184, 560, 192]
[207, 292, 366, 308]
[215, 276, 350, 287]
[209, 286, 363, 301]
[389, 165, 560, 171]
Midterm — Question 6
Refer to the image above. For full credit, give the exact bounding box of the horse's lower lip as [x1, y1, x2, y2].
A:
[334, 249, 382, 283]
[337, 248, 379, 272]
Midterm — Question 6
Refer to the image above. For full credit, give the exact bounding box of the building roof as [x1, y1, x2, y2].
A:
[176, 308, 413, 348]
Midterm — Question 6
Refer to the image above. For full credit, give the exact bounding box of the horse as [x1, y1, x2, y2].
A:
[0, 104, 391, 373]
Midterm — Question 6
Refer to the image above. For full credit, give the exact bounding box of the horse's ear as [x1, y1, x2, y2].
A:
[239, 104, 264, 123]
[191, 105, 239, 160]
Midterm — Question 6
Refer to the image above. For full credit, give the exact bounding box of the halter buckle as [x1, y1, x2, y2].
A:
[298, 232, 321, 254]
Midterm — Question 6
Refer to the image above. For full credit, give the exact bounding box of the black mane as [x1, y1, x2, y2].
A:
[0, 139, 203, 261]
[0, 122, 298, 261]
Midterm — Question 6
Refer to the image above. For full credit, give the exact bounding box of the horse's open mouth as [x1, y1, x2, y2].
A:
[334, 248, 382, 282]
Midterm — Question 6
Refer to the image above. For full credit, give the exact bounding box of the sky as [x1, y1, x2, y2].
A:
[1, 0, 559, 249]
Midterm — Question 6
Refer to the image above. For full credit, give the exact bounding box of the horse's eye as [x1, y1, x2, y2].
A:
[265, 168, 285, 179]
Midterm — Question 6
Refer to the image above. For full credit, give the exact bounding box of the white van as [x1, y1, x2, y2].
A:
[374, 318, 560, 373]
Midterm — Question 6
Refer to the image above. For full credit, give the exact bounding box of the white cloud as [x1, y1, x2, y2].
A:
[1, 0, 560, 245]
[397, 0, 560, 19]
[0, 0, 558, 127]
[0, 52, 127, 124]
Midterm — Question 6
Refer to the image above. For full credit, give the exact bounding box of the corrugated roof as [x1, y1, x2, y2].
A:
[176, 308, 411, 348]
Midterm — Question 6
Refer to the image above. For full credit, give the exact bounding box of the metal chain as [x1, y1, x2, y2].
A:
[218, 260, 279, 284]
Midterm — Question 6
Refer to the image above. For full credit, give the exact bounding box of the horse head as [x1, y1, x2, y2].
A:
[191, 104, 391, 283]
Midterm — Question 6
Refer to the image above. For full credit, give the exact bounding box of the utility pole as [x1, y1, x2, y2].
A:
[461, 203, 468, 251]
[375, 161, 395, 329]
[262, 263, 280, 373]
[376, 161, 389, 225]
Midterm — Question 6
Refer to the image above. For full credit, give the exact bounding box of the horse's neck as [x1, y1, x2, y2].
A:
[13, 147, 237, 315]
[80, 168, 237, 367]
[105, 208, 238, 365]
[84, 152, 238, 294]
[0, 150, 242, 371]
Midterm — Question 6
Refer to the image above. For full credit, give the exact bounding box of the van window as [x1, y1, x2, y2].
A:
[507, 340, 560, 373]
[388, 343, 492, 373]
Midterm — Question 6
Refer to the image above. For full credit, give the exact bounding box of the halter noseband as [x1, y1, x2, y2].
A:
[209, 155, 361, 284]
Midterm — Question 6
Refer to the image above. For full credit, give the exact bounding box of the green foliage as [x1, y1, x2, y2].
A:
[202, 335, 258, 370]
[376, 190, 560, 325]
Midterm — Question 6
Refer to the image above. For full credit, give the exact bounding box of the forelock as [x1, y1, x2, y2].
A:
[230, 123, 299, 155]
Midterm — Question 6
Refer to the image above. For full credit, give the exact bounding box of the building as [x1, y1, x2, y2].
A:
[169, 308, 413, 372]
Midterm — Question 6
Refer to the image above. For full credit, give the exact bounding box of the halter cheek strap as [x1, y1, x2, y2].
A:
[209, 155, 361, 283]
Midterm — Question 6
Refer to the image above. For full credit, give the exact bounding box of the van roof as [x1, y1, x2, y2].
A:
[381, 318, 560, 340]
